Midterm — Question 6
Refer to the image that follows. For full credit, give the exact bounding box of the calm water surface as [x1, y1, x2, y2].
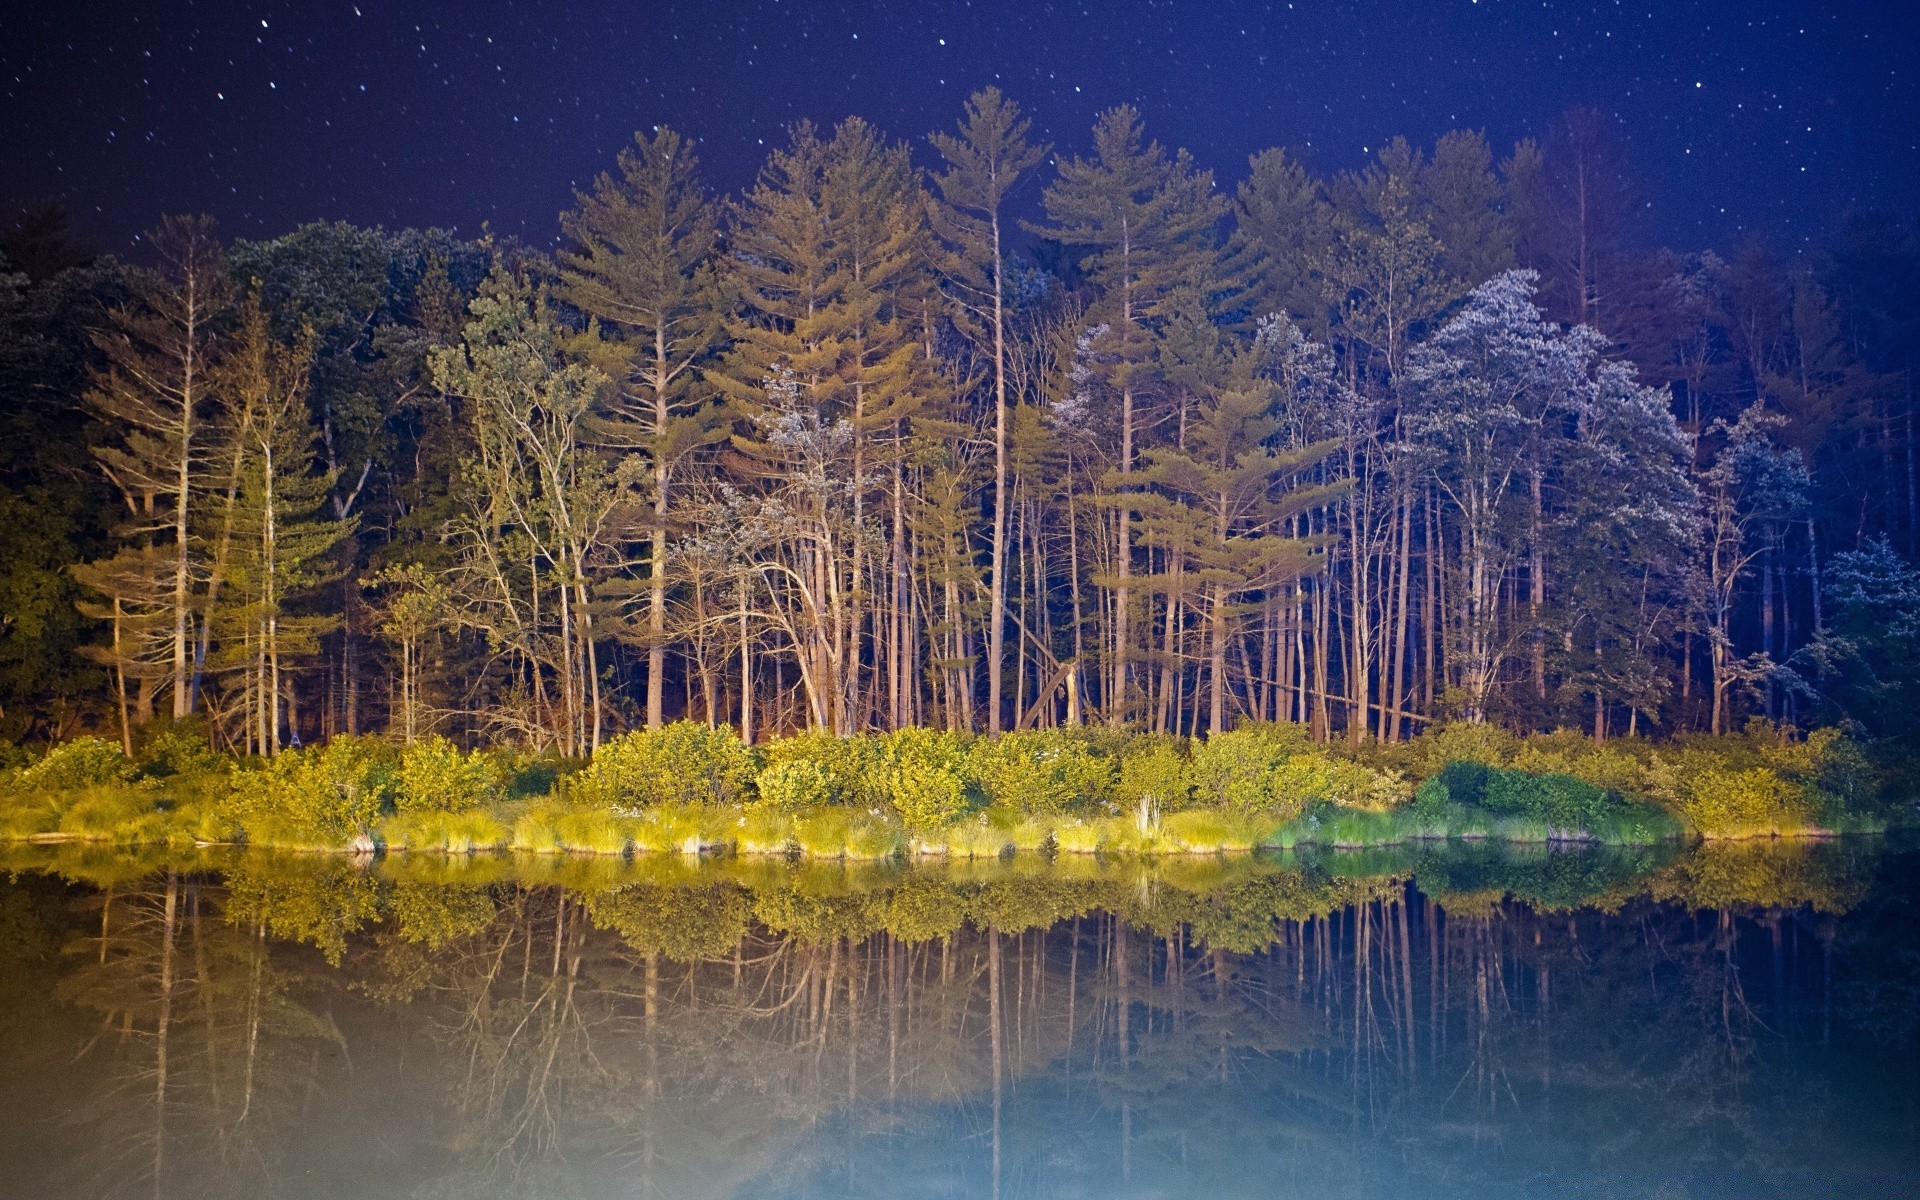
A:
[1, 840, 1915, 1199]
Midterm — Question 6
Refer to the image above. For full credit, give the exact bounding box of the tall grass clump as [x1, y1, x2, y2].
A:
[510, 804, 632, 855]
[382, 807, 511, 853]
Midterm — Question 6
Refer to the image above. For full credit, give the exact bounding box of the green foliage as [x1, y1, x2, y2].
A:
[134, 723, 224, 780]
[221, 736, 398, 847]
[1191, 724, 1407, 819]
[966, 729, 1116, 815]
[876, 727, 977, 832]
[1115, 736, 1192, 820]
[752, 729, 878, 811]
[1408, 721, 1519, 774]
[569, 721, 757, 809]
[18, 737, 131, 792]
[395, 737, 502, 814]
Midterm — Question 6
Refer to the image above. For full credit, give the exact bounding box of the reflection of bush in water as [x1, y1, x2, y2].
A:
[1647, 839, 1877, 914]
[587, 882, 753, 961]
[5, 837, 1883, 968]
[222, 856, 386, 964]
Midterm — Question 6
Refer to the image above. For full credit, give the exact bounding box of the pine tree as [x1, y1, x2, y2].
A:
[931, 86, 1047, 734]
[1034, 106, 1226, 725]
[212, 303, 352, 753]
[1138, 315, 1343, 733]
[80, 215, 234, 721]
[559, 126, 730, 731]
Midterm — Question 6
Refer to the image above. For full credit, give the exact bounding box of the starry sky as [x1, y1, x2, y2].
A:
[3, 0, 1915, 257]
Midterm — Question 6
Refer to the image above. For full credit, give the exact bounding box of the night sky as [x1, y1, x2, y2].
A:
[4, 1, 1915, 258]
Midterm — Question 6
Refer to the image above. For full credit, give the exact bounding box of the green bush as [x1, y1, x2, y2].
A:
[1190, 726, 1302, 819]
[1114, 736, 1191, 824]
[19, 737, 132, 792]
[966, 729, 1115, 816]
[876, 727, 976, 832]
[569, 721, 757, 809]
[135, 723, 224, 780]
[753, 729, 879, 810]
[396, 737, 503, 814]
[1190, 725, 1406, 819]
[221, 736, 399, 847]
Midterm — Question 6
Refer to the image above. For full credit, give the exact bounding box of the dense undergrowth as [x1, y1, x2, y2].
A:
[0, 716, 1899, 857]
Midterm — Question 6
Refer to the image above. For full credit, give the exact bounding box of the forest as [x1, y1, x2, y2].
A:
[2, 89, 1917, 771]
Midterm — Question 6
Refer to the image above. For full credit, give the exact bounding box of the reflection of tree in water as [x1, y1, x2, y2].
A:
[0, 841, 1911, 1199]
[51, 869, 341, 1199]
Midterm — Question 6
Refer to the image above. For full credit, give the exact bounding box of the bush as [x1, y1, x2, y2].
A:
[222, 736, 398, 846]
[1646, 750, 1816, 837]
[1409, 721, 1518, 775]
[1190, 726, 1304, 819]
[19, 737, 132, 792]
[876, 727, 976, 832]
[135, 723, 224, 780]
[753, 729, 879, 810]
[1191, 725, 1406, 819]
[1114, 736, 1192, 824]
[396, 737, 503, 814]
[569, 721, 757, 809]
[966, 729, 1115, 816]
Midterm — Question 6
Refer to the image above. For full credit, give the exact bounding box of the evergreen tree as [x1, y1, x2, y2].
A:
[79, 215, 234, 722]
[931, 86, 1047, 733]
[1034, 105, 1226, 724]
[559, 126, 730, 731]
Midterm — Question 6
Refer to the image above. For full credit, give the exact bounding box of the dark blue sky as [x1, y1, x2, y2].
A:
[4, 0, 1914, 256]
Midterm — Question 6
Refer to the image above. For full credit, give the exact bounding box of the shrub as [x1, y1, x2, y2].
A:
[396, 737, 502, 814]
[1508, 730, 1652, 796]
[1114, 736, 1191, 825]
[1191, 725, 1406, 819]
[570, 721, 757, 809]
[1190, 726, 1303, 819]
[876, 727, 976, 832]
[753, 729, 878, 810]
[1646, 749, 1817, 837]
[966, 730, 1115, 816]
[20, 737, 132, 793]
[221, 736, 399, 846]
[1410, 721, 1518, 775]
[135, 723, 224, 780]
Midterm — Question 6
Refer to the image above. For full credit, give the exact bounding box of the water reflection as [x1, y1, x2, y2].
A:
[0, 840, 1913, 1199]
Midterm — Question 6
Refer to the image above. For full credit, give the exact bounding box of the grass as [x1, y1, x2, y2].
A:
[381, 808, 511, 853]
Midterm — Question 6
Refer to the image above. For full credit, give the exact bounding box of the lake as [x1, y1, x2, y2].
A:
[0, 840, 1915, 1199]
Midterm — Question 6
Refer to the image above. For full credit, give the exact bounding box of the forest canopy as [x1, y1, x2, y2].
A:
[2, 92, 1916, 762]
